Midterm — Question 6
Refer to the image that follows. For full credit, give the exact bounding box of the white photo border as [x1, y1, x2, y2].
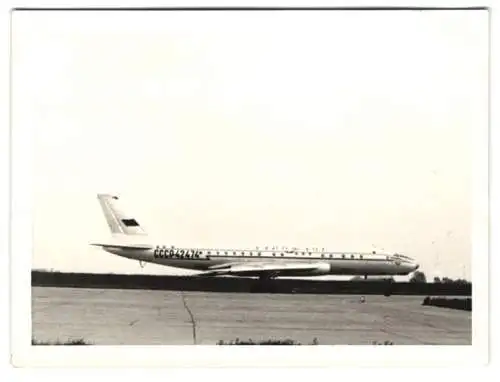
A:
[5, 0, 492, 370]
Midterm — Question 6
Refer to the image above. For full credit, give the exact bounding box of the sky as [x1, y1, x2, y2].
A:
[12, 10, 488, 280]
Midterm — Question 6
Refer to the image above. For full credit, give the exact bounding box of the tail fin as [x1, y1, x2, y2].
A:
[97, 194, 147, 236]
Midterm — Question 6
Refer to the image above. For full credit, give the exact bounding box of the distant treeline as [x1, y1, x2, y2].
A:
[31, 270, 472, 296]
[422, 296, 472, 311]
[351, 271, 471, 286]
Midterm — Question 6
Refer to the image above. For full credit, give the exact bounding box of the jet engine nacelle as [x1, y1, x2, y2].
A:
[310, 262, 331, 276]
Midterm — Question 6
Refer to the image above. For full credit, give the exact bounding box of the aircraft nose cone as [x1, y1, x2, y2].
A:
[413, 263, 420, 271]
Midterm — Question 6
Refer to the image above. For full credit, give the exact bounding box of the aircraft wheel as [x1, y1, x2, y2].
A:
[251, 275, 277, 293]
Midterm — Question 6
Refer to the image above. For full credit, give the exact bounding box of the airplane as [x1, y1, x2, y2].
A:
[90, 194, 419, 280]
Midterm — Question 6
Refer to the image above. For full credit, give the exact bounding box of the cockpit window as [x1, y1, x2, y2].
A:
[392, 253, 413, 261]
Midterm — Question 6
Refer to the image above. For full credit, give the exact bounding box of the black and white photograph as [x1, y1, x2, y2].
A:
[8, 4, 489, 368]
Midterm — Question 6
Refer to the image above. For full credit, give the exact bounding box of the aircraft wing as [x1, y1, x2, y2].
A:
[196, 261, 329, 278]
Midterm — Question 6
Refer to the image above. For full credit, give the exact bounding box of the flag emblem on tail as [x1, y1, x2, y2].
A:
[97, 194, 147, 236]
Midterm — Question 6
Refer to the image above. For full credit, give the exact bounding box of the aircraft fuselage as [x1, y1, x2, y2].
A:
[103, 245, 418, 277]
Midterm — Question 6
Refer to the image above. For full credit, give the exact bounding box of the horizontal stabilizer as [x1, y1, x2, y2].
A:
[90, 242, 154, 250]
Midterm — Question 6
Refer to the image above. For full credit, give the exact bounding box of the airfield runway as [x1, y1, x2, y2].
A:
[31, 287, 471, 345]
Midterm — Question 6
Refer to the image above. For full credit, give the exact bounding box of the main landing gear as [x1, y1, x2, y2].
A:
[250, 274, 278, 293]
[259, 274, 277, 282]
